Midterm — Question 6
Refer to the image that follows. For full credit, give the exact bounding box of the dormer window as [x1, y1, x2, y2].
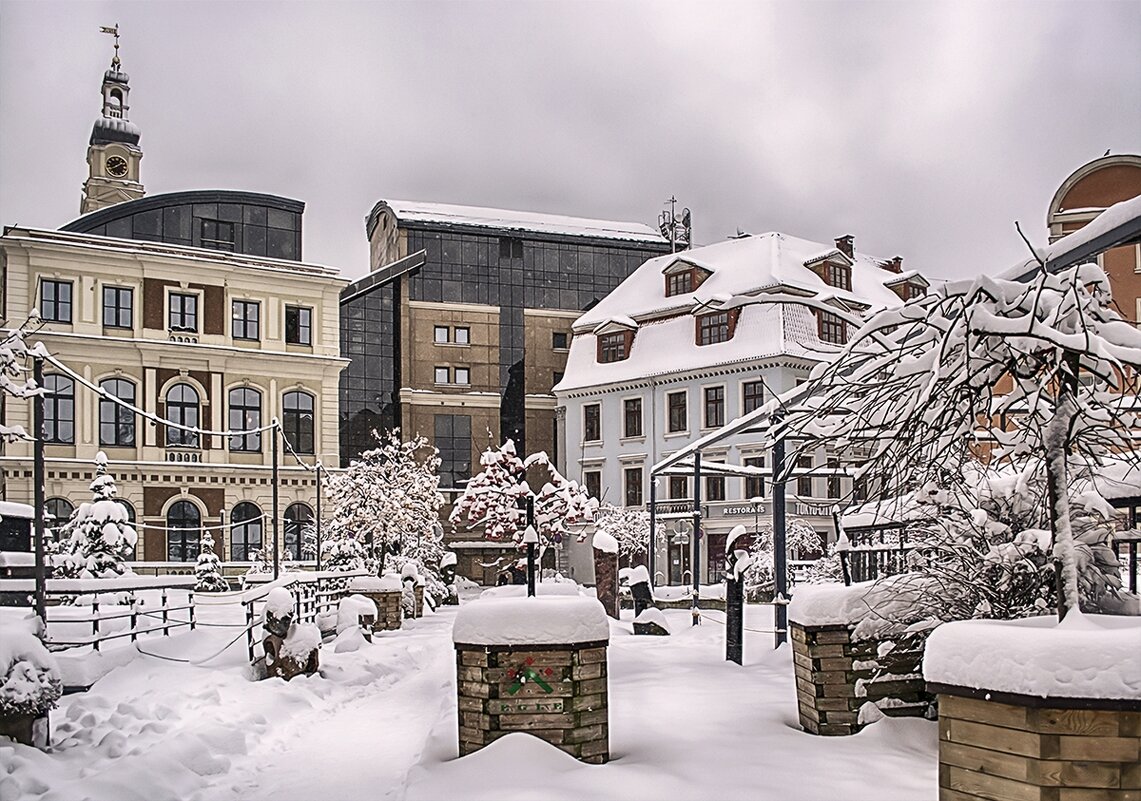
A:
[905, 283, 926, 300]
[697, 311, 734, 345]
[598, 331, 631, 363]
[667, 271, 693, 296]
[824, 262, 852, 291]
[818, 310, 847, 345]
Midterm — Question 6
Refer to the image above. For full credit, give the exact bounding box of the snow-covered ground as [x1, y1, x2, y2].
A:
[2, 595, 937, 801]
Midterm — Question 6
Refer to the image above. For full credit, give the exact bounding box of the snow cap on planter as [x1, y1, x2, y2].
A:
[264, 587, 295, 638]
[591, 530, 619, 554]
[453, 596, 610, 646]
[0, 624, 62, 718]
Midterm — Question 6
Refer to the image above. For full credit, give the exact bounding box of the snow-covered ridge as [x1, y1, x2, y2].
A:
[452, 595, 610, 645]
[923, 614, 1141, 700]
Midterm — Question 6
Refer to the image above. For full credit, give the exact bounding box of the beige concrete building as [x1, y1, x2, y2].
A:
[0, 207, 348, 563]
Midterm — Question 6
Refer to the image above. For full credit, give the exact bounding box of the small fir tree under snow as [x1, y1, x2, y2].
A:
[772, 259, 1141, 619]
[325, 430, 444, 574]
[195, 532, 228, 593]
[56, 453, 137, 579]
[450, 440, 597, 549]
[593, 503, 650, 564]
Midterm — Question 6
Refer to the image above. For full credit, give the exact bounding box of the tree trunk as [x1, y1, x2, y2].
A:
[1044, 398, 1081, 621]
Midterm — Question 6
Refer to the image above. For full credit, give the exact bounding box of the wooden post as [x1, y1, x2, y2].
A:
[771, 422, 788, 648]
[648, 474, 657, 587]
[32, 357, 47, 626]
[692, 454, 701, 626]
[315, 463, 323, 571]
[272, 421, 280, 580]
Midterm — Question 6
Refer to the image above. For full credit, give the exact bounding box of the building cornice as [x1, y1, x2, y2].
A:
[556, 356, 816, 400]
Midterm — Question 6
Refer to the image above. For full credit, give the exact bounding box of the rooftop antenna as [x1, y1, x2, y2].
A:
[658, 196, 692, 253]
[100, 23, 121, 69]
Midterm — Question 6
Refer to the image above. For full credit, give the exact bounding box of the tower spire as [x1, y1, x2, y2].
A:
[81, 24, 144, 214]
[100, 24, 121, 70]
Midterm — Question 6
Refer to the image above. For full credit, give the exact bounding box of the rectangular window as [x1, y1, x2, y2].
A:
[666, 270, 693, 297]
[40, 279, 73, 323]
[201, 219, 235, 252]
[742, 381, 765, 414]
[434, 366, 450, 384]
[169, 292, 198, 332]
[435, 414, 472, 489]
[797, 455, 814, 498]
[818, 311, 846, 345]
[669, 476, 688, 499]
[825, 262, 852, 291]
[499, 237, 524, 259]
[667, 391, 687, 433]
[744, 456, 765, 500]
[583, 403, 601, 442]
[102, 286, 133, 328]
[285, 305, 312, 346]
[231, 299, 260, 340]
[707, 475, 726, 502]
[827, 457, 842, 499]
[598, 332, 629, 363]
[455, 326, 470, 345]
[623, 398, 643, 438]
[454, 367, 470, 385]
[704, 386, 725, 428]
[583, 470, 601, 500]
[434, 325, 450, 343]
[697, 312, 730, 345]
[906, 283, 925, 300]
[624, 467, 643, 507]
[552, 331, 569, 349]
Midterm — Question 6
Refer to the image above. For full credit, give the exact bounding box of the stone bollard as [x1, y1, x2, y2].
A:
[624, 565, 669, 636]
[592, 532, 620, 620]
[348, 574, 404, 631]
[453, 594, 612, 764]
[440, 551, 460, 605]
[724, 525, 749, 665]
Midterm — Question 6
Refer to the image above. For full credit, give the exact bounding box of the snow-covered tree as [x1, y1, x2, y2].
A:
[450, 440, 596, 547]
[300, 520, 318, 561]
[772, 260, 1141, 619]
[320, 533, 367, 573]
[325, 429, 444, 574]
[593, 503, 650, 563]
[744, 519, 822, 601]
[194, 532, 228, 593]
[55, 453, 137, 579]
[0, 319, 41, 443]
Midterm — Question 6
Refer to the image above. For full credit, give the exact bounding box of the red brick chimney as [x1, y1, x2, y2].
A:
[835, 235, 854, 259]
[885, 256, 903, 273]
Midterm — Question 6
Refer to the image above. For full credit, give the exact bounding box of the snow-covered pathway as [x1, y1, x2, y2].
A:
[2, 600, 938, 801]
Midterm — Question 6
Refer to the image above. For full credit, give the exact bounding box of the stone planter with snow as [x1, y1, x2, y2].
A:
[924, 613, 1141, 801]
[0, 625, 61, 748]
[262, 588, 320, 680]
[787, 578, 937, 736]
[349, 575, 404, 631]
[453, 594, 611, 764]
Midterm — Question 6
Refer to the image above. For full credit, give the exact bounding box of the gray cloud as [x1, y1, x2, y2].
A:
[1, 0, 1138, 283]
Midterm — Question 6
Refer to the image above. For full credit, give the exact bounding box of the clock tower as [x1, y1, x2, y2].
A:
[80, 25, 145, 215]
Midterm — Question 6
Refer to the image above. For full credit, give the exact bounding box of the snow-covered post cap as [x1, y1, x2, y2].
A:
[452, 596, 610, 646]
[591, 531, 619, 553]
[923, 614, 1141, 701]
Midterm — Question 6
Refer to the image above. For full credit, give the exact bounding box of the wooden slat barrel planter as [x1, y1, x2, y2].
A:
[453, 594, 611, 764]
[924, 614, 1141, 801]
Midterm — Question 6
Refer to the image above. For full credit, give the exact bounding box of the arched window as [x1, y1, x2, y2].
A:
[282, 391, 314, 454]
[108, 88, 123, 117]
[43, 375, 74, 444]
[228, 387, 262, 452]
[166, 500, 201, 562]
[99, 378, 136, 447]
[230, 502, 263, 561]
[45, 498, 75, 541]
[283, 503, 312, 561]
[117, 500, 137, 561]
[166, 383, 200, 447]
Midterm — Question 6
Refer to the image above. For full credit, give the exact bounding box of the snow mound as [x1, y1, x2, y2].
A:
[633, 608, 670, 633]
[0, 624, 61, 715]
[453, 596, 610, 645]
[787, 574, 939, 640]
[441, 551, 457, 568]
[350, 574, 402, 592]
[337, 594, 378, 634]
[592, 531, 619, 554]
[334, 626, 366, 653]
[620, 565, 650, 586]
[264, 587, 295, 619]
[281, 623, 321, 661]
[923, 613, 1141, 700]
[479, 582, 582, 599]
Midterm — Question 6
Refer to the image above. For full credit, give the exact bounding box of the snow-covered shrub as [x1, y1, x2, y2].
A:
[744, 520, 822, 601]
[0, 625, 61, 718]
[593, 503, 649, 564]
[55, 453, 137, 579]
[321, 534, 367, 573]
[194, 532, 228, 593]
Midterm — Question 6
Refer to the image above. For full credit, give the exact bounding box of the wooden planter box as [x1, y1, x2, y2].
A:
[455, 641, 609, 764]
[930, 684, 1141, 800]
[791, 621, 934, 736]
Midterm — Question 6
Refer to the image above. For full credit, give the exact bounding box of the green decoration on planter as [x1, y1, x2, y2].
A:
[505, 657, 554, 695]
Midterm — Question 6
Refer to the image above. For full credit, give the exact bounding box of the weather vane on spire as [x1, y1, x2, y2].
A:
[100, 24, 121, 69]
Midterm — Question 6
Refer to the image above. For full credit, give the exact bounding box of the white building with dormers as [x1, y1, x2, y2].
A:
[553, 231, 928, 585]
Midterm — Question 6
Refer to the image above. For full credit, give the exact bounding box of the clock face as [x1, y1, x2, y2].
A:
[106, 156, 128, 178]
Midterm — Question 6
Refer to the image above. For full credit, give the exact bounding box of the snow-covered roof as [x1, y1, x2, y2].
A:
[0, 501, 34, 519]
[574, 232, 917, 329]
[371, 199, 666, 244]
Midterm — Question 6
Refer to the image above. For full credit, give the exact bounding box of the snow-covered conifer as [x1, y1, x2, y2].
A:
[56, 453, 137, 579]
[194, 532, 228, 592]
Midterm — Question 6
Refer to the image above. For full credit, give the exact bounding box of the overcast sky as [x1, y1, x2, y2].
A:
[1, 1, 1138, 282]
